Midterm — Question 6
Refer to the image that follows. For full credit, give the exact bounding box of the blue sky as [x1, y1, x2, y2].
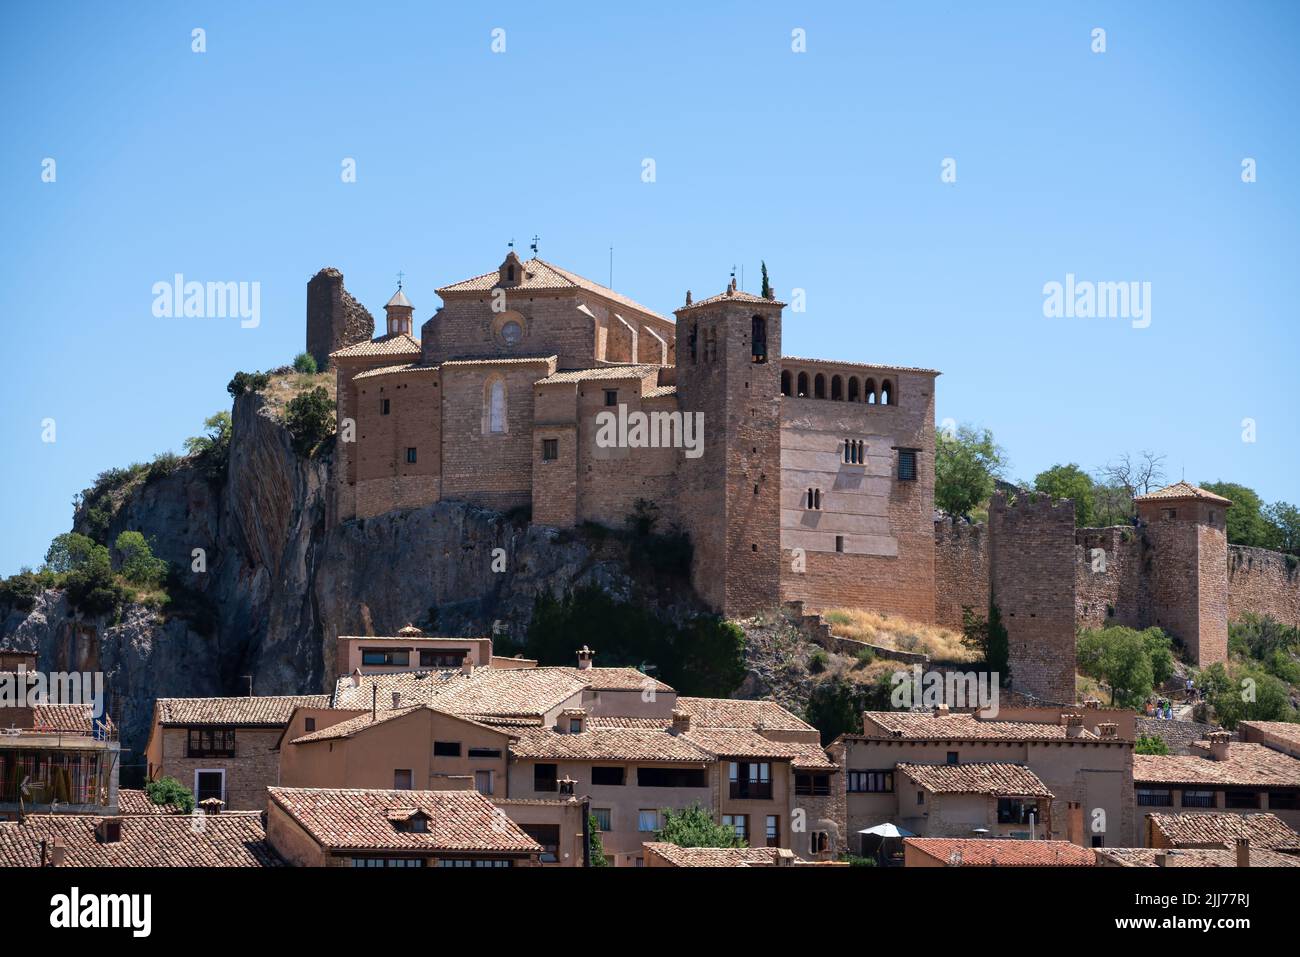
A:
[1, 1, 1296, 575]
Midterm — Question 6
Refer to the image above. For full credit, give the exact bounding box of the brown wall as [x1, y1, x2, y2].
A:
[155, 726, 285, 811]
[1228, 545, 1300, 627]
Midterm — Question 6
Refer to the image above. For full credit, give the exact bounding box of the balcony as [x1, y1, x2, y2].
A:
[729, 781, 773, 801]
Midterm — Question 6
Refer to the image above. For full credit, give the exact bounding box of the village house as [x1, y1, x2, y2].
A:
[144, 694, 328, 810]
[831, 704, 1136, 853]
[1143, 811, 1300, 852]
[641, 841, 799, 867]
[0, 702, 119, 819]
[1133, 731, 1300, 833]
[264, 786, 543, 867]
[1096, 842, 1300, 868]
[1238, 720, 1300, 760]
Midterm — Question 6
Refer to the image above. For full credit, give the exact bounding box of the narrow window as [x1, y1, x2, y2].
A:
[814, 373, 826, 399]
[848, 377, 860, 402]
[897, 450, 917, 481]
[797, 372, 809, 397]
[751, 315, 767, 363]
[604, 389, 618, 406]
[304, 718, 316, 732]
[406, 447, 417, 464]
[831, 375, 844, 400]
[689, 322, 698, 363]
[542, 438, 558, 461]
[880, 379, 893, 405]
[865, 378, 877, 404]
[592, 808, 612, 831]
[380, 398, 390, 415]
[488, 379, 506, 433]
[474, 770, 493, 796]
[394, 769, 413, 790]
[835, 535, 844, 553]
[433, 741, 461, 757]
[780, 370, 791, 396]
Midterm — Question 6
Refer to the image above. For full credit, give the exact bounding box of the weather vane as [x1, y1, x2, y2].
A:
[396, 270, 405, 290]
[531, 234, 540, 255]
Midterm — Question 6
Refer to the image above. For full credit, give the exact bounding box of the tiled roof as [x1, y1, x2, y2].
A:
[1134, 743, 1300, 787]
[782, 355, 942, 376]
[24, 704, 112, 735]
[574, 667, 672, 692]
[155, 695, 330, 727]
[675, 697, 817, 733]
[0, 814, 282, 867]
[332, 670, 465, 710]
[905, 838, 1096, 867]
[386, 288, 412, 308]
[681, 728, 836, 769]
[352, 362, 440, 380]
[674, 288, 785, 312]
[117, 789, 187, 815]
[440, 355, 557, 367]
[330, 332, 421, 359]
[857, 712, 1098, 742]
[509, 727, 711, 763]
[291, 705, 513, 745]
[1098, 846, 1300, 868]
[1146, 812, 1300, 851]
[1239, 721, 1300, 749]
[535, 364, 660, 385]
[1133, 481, 1233, 505]
[437, 257, 667, 321]
[642, 841, 793, 867]
[267, 787, 541, 855]
[897, 762, 1053, 797]
[643, 385, 677, 399]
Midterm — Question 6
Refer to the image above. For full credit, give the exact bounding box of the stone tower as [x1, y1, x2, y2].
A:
[384, 285, 414, 336]
[673, 280, 784, 617]
[988, 491, 1078, 704]
[306, 267, 375, 370]
[1134, 482, 1231, 664]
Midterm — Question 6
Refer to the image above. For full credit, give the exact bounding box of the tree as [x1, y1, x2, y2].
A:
[184, 410, 232, 458]
[226, 370, 270, 399]
[1099, 450, 1166, 500]
[285, 386, 336, 456]
[1135, 734, 1169, 755]
[293, 352, 318, 374]
[1263, 501, 1300, 555]
[114, 531, 168, 587]
[1033, 464, 1094, 526]
[1076, 626, 1157, 708]
[760, 261, 771, 299]
[145, 776, 196, 813]
[1200, 481, 1273, 548]
[935, 424, 1007, 517]
[64, 544, 129, 617]
[44, 532, 99, 573]
[588, 815, 609, 867]
[656, 804, 746, 848]
[1141, 627, 1175, 687]
[1200, 661, 1296, 729]
[804, 672, 893, 745]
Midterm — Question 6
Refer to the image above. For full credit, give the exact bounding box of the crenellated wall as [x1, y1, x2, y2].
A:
[1228, 545, 1300, 626]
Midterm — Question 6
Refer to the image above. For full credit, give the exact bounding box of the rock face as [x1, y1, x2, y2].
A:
[2, 391, 696, 770]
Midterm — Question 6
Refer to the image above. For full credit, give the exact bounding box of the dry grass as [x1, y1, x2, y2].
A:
[822, 607, 978, 663]
[259, 370, 336, 421]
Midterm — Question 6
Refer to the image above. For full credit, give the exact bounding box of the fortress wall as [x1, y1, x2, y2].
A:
[1228, 545, 1300, 626]
[1074, 526, 1148, 631]
[575, 384, 680, 529]
[933, 519, 989, 631]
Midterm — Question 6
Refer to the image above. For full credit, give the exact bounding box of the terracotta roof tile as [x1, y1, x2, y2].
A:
[897, 762, 1052, 797]
[681, 728, 835, 769]
[858, 712, 1099, 742]
[155, 695, 329, 727]
[1098, 846, 1300, 868]
[509, 727, 711, 763]
[1134, 743, 1300, 787]
[643, 841, 793, 867]
[781, 355, 941, 376]
[291, 704, 513, 744]
[437, 257, 667, 321]
[535, 364, 660, 385]
[117, 788, 187, 815]
[675, 697, 817, 733]
[1146, 812, 1300, 851]
[674, 288, 785, 312]
[1134, 481, 1233, 505]
[440, 355, 557, 367]
[352, 362, 440, 380]
[905, 838, 1096, 867]
[330, 332, 421, 359]
[267, 787, 541, 855]
[0, 813, 281, 867]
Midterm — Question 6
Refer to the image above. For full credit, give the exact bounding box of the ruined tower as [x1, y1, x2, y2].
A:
[306, 267, 375, 370]
[1135, 482, 1231, 664]
[673, 280, 783, 617]
[988, 492, 1078, 704]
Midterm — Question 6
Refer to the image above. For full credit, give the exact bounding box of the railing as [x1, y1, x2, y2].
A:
[729, 782, 773, 800]
[1181, 792, 1215, 808]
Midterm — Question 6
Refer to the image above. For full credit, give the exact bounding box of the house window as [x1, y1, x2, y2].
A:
[997, 798, 1041, 825]
[500, 320, 523, 345]
[534, 764, 558, 792]
[689, 322, 698, 363]
[880, 379, 893, 405]
[806, 488, 822, 510]
[433, 741, 461, 757]
[523, 825, 560, 863]
[1136, 789, 1173, 807]
[813, 373, 826, 398]
[1091, 835, 1105, 848]
[591, 766, 625, 786]
[380, 398, 390, 415]
[194, 770, 224, 804]
[946, 752, 959, 765]
[797, 773, 832, 796]
[638, 810, 659, 832]
[810, 831, 829, 854]
[1162, 508, 1177, 520]
[636, 767, 707, 788]
[1225, 790, 1259, 809]
[766, 815, 780, 847]
[729, 762, 772, 800]
[436, 859, 512, 868]
[797, 372, 809, 397]
[488, 379, 507, 433]
[187, 728, 235, 758]
[393, 769, 413, 790]
[917, 790, 925, 805]
[474, 770, 493, 796]
[835, 535, 845, 553]
[846, 770, 893, 793]
[419, 649, 466, 668]
[843, 439, 865, 464]
[604, 389, 618, 407]
[468, 747, 501, 759]
[304, 718, 316, 732]
[592, 808, 612, 832]
[1270, 791, 1300, 810]
[897, 450, 917, 481]
[352, 857, 425, 867]
[780, 370, 791, 396]
[1181, 789, 1215, 808]
[361, 648, 410, 667]
[406, 447, 417, 464]
[542, 438, 558, 461]
[721, 814, 748, 841]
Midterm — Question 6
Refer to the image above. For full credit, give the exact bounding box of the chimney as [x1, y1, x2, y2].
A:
[461, 658, 475, 677]
[95, 817, 122, 844]
[1207, 731, 1231, 761]
[1235, 837, 1250, 868]
[1154, 850, 1168, 867]
[1062, 714, 1084, 738]
[670, 709, 692, 735]
[391, 691, 402, 710]
[1097, 723, 1118, 739]
[350, 668, 362, 688]
[371, 684, 377, 721]
[200, 798, 225, 816]
[576, 645, 595, 670]
[50, 840, 66, 867]
[1083, 697, 1102, 709]
[933, 703, 950, 717]
[1065, 801, 1085, 847]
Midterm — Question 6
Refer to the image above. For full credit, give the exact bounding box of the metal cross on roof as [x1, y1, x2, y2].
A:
[396, 271, 405, 290]
[530, 234, 540, 255]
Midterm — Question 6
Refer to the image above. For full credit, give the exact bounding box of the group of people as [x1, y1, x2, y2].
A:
[1145, 677, 1196, 720]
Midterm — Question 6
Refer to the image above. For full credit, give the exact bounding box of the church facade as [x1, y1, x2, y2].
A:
[311, 251, 938, 621]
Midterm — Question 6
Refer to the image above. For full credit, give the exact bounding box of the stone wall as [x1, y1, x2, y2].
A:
[988, 493, 1077, 704]
[1074, 525, 1148, 630]
[306, 268, 374, 370]
[933, 519, 989, 631]
[1228, 545, 1300, 626]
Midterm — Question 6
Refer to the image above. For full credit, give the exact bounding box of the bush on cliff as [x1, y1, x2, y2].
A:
[44, 532, 99, 573]
[293, 352, 318, 374]
[226, 370, 270, 399]
[0, 567, 58, 614]
[114, 531, 169, 588]
[184, 410, 233, 478]
[63, 544, 130, 618]
[284, 386, 335, 456]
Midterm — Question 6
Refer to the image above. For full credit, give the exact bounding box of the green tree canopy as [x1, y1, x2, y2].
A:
[656, 803, 746, 848]
[1076, 626, 1165, 708]
[1199, 661, 1296, 729]
[935, 424, 1007, 518]
[114, 530, 168, 587]
[1033, 463, 1095, 526]
[44, 532, 100, 573]
[1200, 481, 1275, 548]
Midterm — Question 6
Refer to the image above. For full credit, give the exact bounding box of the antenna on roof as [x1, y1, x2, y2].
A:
[243, 675, 254, 696]
[508, 237, 514, 250]
[609, 245, 614, 288]
[530, 234, 540, 256]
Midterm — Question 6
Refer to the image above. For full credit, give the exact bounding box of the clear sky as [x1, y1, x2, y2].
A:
[1, 1, 1296, 575]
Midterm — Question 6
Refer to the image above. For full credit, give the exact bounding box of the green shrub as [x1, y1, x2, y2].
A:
[44, 532, 99, 573]
[808, 649, 829, 674]
[227, 370, 270, 399]
[284, 386, 335, 456]
[184, 411, 233, 478]
[1200, 661, 1297, 729]
[0, 568, 58, 613]
[144, 776, 195, 814]
[64, 545, 129, 618]
[114, 531, 168, 587]
[656, 804, 745, 848]
[1135, 734, 1170, 755]
[588, 815, 609, 867]
[147, 451, 183, 481]
[804, 672, 894, 745]
[1077, 625, 1176, 708]
[293, 352, 318, 374]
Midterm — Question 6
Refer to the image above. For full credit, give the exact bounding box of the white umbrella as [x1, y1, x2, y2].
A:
[857, 823, 917, 838]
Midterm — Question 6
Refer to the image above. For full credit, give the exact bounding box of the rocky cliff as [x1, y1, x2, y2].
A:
[0, 391, 706, 774]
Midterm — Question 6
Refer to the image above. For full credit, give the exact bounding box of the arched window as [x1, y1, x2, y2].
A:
[865, 378, 877, 405]
[486, 378, 507, 434]
[780, 370, 792, 396]
[814, 373, 826, 399]
[880, 379, 893, 406]
[751, 315, 767, 364]
[689, 322, 698, 364]
[797, 372, 809, 397]
[848, 377, 860, 402]
[831, 375, 844, 401]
